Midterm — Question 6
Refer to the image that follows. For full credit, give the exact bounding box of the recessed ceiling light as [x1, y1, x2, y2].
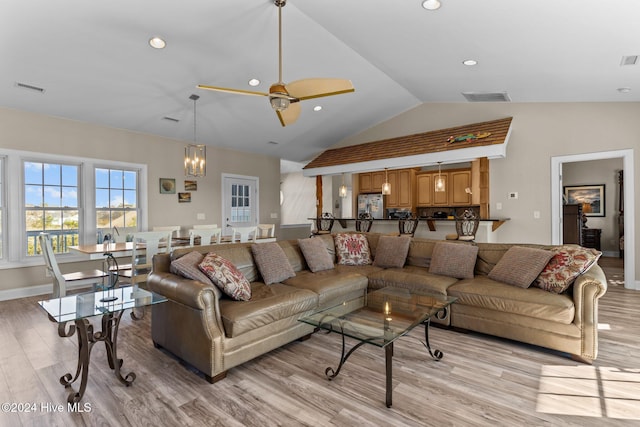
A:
[422, 0, 441, 10]
[313, 105, 322, 112]
[462, 59, 478, 66]
[248, 78, 260, 87]
[617, 87, 631, 93]
[149, 36, 166, 49]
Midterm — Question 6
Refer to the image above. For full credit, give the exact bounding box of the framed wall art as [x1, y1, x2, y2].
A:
[184, 180, 197, 191]
[564, 184, 605, 217]
[159, 178, 176, 194]
[178, 192, 191, 203]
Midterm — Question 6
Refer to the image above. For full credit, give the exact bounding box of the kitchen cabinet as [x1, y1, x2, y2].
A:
[385, 169, 415, 208]
[416, 169, 471, 207]
[358, 171, 385, 193]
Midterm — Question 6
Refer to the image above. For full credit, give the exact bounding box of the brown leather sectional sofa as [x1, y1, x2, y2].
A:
[147, 233, 607, 383]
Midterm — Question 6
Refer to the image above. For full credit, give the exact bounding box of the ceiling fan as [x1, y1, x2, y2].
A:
[197, 0, 354, 127]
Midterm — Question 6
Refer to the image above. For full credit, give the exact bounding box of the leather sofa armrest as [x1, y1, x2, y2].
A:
[571, 263, 607, 360]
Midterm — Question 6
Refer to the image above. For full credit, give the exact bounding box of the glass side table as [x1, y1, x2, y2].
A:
[38, 286, 167, 403]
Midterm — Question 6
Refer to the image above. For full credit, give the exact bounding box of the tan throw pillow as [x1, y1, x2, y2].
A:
[298, 237, 334, 272]
[373, 235, 411, 268]
[170, 251, 214, 285]
[488, 246, 554, 288]
[429, 242, 478, 279]
[198, 253, 251, 301]
[251, 242, 296, 285]
[534, 246, 602, 293]
[334, 233, 372, 266]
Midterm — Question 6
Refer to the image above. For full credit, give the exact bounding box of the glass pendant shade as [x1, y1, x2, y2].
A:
[339, 184, 348, 198]
[434, 162, 445, 192]
[381, 168, 391, 195]
[185, 144, 206, 177]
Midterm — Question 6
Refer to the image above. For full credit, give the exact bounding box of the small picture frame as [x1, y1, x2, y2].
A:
[563, 184, 605, 217]
[184, 180, 197, 191]
[178, 192, 191, 203]
[159, 178, 176, 194]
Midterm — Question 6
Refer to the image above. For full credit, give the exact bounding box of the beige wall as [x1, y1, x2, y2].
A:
[336, 102, 639, 284]
[0, 107, 281, 294]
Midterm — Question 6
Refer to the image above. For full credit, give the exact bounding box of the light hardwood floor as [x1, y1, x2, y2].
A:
[1, 258, 638, 426]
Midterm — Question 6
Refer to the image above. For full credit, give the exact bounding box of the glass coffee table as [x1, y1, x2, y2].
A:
[38, 286, 167, 403]
[300, 287, 457, 407]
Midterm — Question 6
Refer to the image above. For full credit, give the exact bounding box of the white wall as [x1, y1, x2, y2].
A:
[334, 102, 640, 284]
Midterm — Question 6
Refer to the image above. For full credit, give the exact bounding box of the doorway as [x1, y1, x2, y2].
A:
[551, 149, 635, 290]
[222, 174, 259, 236]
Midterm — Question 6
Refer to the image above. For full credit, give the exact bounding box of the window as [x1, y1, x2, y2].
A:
[231, 183, 251, 222]
[24, 161, 80, 255]
[96, 168, 138, 232]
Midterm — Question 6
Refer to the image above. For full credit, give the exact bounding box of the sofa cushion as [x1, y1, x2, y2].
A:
[429, 242, 478, 279]
[199, 253, 251, 301]
[298, 237, 335, 272]
[448, 276, 575, 324]
[367, 266, 458, 295]
[251, 242, 296, 285]
[282, 269, 368, 307]
[488, 246, 554, 288]
[334, 233, 372, 266]
[170, 251, 214, 285]
[534, 246, 602, 293]
[373, 235, 411, 268]
[218, 283, 318, 337]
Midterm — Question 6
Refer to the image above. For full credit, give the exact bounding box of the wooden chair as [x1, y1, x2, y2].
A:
[355, 213, 373, 232]
[232, 226, 257, 243]
[446, 209, 479, 241]
[311, 213, 335, 237]
[398, 216, 419, 237]
[39, 233, 109, 298]
[120, 231, 172, 285]
[257, 224, 276, 239]
[188, 228, 222, 246]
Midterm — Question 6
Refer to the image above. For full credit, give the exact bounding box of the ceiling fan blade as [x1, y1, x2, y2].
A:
[276, 101, 301, 127]
[285, 78, 355, 101]
[197, 84, 269, 97]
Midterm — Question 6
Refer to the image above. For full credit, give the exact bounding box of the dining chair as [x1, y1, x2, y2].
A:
[188, 228, 222, 246]
[39, 233, 109, 298]
[152, 225, 181, 238]
[446, 209, 479, 242]
[232, 226, 257, 243]
[119, 231, 172, 286]
[257, 224, 276, 239]
[193, 224, 218, 229]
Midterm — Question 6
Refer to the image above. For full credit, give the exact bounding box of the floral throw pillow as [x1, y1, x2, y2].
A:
[534, 246, 602, 294]
[198, 253, 251, 301]
[334, 233, 372, 266]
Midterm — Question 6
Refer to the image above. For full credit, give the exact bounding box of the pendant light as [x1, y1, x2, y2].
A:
[339, 173, 348, 198]
[434, 162, 445, 192]
[381, 168, 391, 195]
[185, 94, 206, 177]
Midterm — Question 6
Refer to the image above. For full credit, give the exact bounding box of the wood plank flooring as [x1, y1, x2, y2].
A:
[1, 257, 638, 426]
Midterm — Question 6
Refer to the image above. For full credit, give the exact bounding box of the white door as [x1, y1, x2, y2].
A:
[222, 175, 258, 235]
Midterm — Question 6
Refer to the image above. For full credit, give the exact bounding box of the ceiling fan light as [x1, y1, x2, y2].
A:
[270, 96, 290, 111]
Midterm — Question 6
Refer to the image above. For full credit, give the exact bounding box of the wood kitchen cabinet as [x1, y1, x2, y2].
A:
[416, 169, 471, 207]
[385, 169, 415, 208]
[358, 171, 385, 193]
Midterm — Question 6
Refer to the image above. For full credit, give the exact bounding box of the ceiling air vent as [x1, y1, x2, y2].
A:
[620, 55, 638, 66]
[162, 116, 180, 123]
[15, 82, 45, 93]
[462, 92, 511, 102]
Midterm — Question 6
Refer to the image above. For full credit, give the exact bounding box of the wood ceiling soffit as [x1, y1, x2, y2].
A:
[304, 117, 513, 170]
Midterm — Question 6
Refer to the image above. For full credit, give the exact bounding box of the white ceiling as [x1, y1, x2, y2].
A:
[2, 0, 639, 163]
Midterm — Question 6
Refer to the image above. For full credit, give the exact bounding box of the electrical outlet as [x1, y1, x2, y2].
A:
[508, 192, 518, 199]
[197, 213, 205, 220]
[270, 213, 278, 219]
[533, 210, 540, 219]
[496, 202, 503, 210]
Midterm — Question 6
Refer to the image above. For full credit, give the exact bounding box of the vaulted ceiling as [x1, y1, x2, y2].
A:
[2, 1, 639, 163]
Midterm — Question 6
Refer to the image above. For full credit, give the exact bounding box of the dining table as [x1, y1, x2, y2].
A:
[69, 242, 135, 260]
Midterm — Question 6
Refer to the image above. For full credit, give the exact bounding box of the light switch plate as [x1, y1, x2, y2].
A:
[270, 213, 278, 219]
[496, 202, 503, 210]
[197, 213, 205, 220]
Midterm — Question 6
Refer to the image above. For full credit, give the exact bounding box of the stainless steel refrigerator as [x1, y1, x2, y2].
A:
[357, 193, 384, 219]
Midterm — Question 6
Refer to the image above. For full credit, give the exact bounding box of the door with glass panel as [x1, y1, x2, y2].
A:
[222, 175, 258, 236]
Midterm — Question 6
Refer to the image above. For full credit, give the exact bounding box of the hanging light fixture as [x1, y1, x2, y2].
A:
[381, 168, 391, 195]
[435, 162, 445, 192]
[185, 94, 206, 177]
[339, 173, 348, 198]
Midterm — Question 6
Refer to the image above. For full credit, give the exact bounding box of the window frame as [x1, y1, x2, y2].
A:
[0, 156, 5, 260]
[95, 166, 140, 235]
[0, 148, 147, 268]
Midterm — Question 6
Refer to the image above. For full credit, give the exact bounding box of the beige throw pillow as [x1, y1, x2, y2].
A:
[373, 235, 411, 268]
[488, 246, 554, 288]
[251, 242, 296, 285]
[170, 251, 215, 285]
[429, 242, 478, 279]
[298, 237, 334, 272]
